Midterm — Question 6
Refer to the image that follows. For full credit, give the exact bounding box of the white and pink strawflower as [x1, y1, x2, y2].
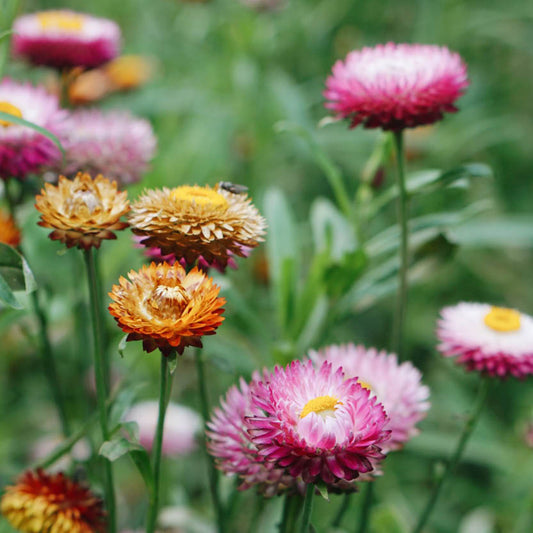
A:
[324, 43, 468, 130]
[247, 360, 389, 485]
[0, 79, 64, 180]
[437, 302, 533, 379]
[207, 373, 296, 496]
[124, 401, 201, 457]
[59, 109, 156, 185]
[12, 10, 120, 69]
[308, 344, 430, 451]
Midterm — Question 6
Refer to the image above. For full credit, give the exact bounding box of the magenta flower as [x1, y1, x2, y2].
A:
[324, 43, 468, 130]
[0, 79, 64, 180]
[207, 373, 296, 496]
[308, 344, 430, 451]
[437, 302, 533, 378]
[247, 360, 389, 484]
[12, 10, 120, 69]
[59, 109, 156, 185]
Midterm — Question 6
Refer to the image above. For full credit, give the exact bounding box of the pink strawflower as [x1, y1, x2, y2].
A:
[247, 360, 389, 484]
[207, 373, 296, 496]
[124, 401, 201, 457]
[324, 43, 468, 130]
[12, 10, 120, 69]
[308, 344, 430, 451]
[59, 109, 156, 185]
[0, 79, 64, 180]
[437, 302, 533, 379]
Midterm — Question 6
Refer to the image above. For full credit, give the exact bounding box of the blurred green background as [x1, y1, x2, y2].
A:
[1, 0, 533, 532]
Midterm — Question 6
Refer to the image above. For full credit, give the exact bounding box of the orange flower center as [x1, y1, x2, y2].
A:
[0, 102, 23, 127]
[146, 281, 191, 320]
[484, 306, 521, 332]
[171, 185, 228, 209]
[37, 11, 85, 32]
[300, 395, 341, 419]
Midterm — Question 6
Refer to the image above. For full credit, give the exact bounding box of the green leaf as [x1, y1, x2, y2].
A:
[0, 243, 36, 308]
[324, 248, 367, 298]
[0, 273, 21, 308]
[118, 334, 128, 358]
[168, 351, 178, 374]
[316, 482, 330, 501]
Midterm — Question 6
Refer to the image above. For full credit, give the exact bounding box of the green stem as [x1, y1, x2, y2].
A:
[332, 492, 351, 528]
[84, 248, 116, 533]
[0, 0, 19, 79]
[413, 378, 489, 533]
[391, 129, 409, 359]
[195, 349, 225, 533]
[357, 482, 374, 533]
[279, 493, 299, 533]
[299, 484, 315, 533]
[146, 354, 172, 533]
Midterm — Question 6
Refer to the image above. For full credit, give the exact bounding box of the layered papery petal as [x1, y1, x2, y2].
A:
[247, 360, 389, 485]
[324, 43, 468, 130]
[437, 302, 533, 378]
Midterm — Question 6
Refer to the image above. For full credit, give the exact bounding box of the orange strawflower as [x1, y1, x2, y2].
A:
[0, 211, 21, 247]
[68, 68, 113, 105]
[104, 55, 155, 91]
[35, 172, 129, 250]
[108, 262, 225, 355]
[1, 469, 106, 533]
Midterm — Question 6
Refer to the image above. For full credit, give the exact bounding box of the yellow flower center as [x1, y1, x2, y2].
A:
[358, 380, 372, 391]
[66, 187, 103, 215]
[300, 395, 341, 419]
[0, 102, 23, 127]
[147, 281, 191, 320]
[172, 185, 228, 209]
[484, 306, 521, 332]
[37, 11, 85, 32]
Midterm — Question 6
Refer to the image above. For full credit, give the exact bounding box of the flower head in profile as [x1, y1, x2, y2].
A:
[437, 302, 533, 378]
[1, 469, 106, 533]
[0, 79, 64, 180]
[108, 262, 225, 355]
[324, 43, 468, 130]
[125, 401, 202, 456]
[247, 360, 389, 484]
[12, 10, 120, 69]
[207, 372, 298, 496]
[129, 183, 266, 270]
[35, 172, 129, 250]
[104, 55, 155, 91]
[59, 109, 156, 186]
[308, 344, 430, 451]
[0, 211, 21, 247]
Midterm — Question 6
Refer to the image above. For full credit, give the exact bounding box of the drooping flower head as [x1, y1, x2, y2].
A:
[247, 360, 389, 484]
[437, 302, 533, 378]
[59, 109, 157, 186]
[35, 172, 129, 249]
[0, 79, 64, 180]
[308, 344, 430, 450]
[1, 469, 106, 533]
[125, 401, 202, 456]
[12, 10, 120, 69]
[129, 183, 266, 270]
[207, 372, 297, 496]
[108, 262, 225, 355]
[324, 43, 468, 130]
[0, 210, 21, 247]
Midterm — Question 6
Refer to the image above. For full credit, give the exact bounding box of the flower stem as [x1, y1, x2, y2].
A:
[299, 484, 315, 533]
[83, 248, 116, 533]
[195, 349, 225, 533]
[331, 492, 351, 528]
[146, 354, 173, 533]
[391, 129, 409, 359]
[279, 494, 299, 533]
[357, 482, 374, 533]
[413, 377, 490, 533]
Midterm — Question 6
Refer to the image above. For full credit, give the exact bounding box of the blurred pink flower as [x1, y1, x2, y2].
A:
[124, 401, 201, 456]
[324, 43, 468, 130]
[30, 436, 91, 472]
[13, 10, 120, 69]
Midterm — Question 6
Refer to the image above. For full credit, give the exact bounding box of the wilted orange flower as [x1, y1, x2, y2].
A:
[1, 469, 106, 533]
[129, 183, 266, 268]
[108, 262, 225, 355]
[35, 172, 129, 250]
[0, 211, 21, 247]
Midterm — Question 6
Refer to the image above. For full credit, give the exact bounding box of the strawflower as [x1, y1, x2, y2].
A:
[324, 43, 468, 130]
[129, 183, 266, 269]
[437, 302, 533, 378]
[35, 172, 129, 249]
[108, 262, 225, 355]
[247, 360, 389, 484]
[12, 10, 120, 69]
[1, 469, 106, 533]
[0, 210, 21, 247]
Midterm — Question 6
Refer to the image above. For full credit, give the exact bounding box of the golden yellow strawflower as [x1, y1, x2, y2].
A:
[0, 210, 21, 247]
[35, 172, 129, 250]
